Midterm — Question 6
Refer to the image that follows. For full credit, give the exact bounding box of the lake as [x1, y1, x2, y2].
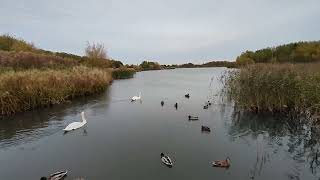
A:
[0, 68, 319, 180]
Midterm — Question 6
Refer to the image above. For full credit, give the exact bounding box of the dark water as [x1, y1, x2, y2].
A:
[0, 68, 319, 180]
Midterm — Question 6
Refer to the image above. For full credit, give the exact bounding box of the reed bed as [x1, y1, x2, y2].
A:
[0, 66, 112, 115]
[223, 63, 320, 117]
[112, 68, 136, 79]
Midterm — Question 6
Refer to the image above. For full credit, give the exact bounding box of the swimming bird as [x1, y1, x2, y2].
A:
[63, 112, 87, 131]
[201, 125, 211, 132]
[161, 153, 173, 167]
[174, 103, 178, 109]
[161, 101, 164, 106]
[131, 92, 141, 101]
[203, 105, 208, 109]
[188, 115, 199, 120]
[212, 157, 231, 168]
[40, 170, 68, 180]
[185, 93, 190, 98]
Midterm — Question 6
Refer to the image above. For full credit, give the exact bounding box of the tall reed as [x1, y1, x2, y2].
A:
[112, 68, 136, 79]
[0, 66, 112, 115]
[223, 63, 320, 117]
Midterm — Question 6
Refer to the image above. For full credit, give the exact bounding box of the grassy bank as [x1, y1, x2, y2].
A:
[223, 63, 320, 119]
[0, 35, 139, 115]
[0, 50, 79, 70]
[0, 66, 112, 115]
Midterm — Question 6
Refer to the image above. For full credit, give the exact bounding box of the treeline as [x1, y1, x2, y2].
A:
[161, 61, 237, 69]
[173, 61, 236, 69]
[237, 41, 320, 65]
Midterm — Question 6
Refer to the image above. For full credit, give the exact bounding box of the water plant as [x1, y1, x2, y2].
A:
[0, 66, 112, 115]
[112, 68, 136, 79]
[222, 63, 320, 121]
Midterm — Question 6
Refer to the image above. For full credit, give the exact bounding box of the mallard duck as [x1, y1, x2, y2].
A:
[188, 115, 199, 120]
[161, 153, 173, 167]
[40, 170, 68, 180]
[185, 94, 190, 98]
[212, 157, 230, 168]
[201, 126, 211, 132]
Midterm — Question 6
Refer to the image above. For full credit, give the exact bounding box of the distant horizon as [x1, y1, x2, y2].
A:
[1, 0, 319, 64]
[5, 33, 320, 65]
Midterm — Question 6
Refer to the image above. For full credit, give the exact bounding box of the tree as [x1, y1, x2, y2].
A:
[85, 42, 107, 60]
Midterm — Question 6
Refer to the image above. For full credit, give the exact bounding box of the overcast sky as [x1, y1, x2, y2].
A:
[1, 0, 319, 64]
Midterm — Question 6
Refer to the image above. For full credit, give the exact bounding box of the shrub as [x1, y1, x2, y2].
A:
[112, 68, 135, 79]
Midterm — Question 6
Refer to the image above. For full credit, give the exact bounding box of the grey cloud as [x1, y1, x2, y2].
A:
[1, 0, 319, 64]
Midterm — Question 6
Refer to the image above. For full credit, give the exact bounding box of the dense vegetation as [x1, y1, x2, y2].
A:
[0, 66, 112, 115]
[236, 41, 320, 65]
[139, 61, 161, 70]
[178, 61, 236, 68]
[112, 68, 136, 79]
[223, 63, 320, 122]
[0, 34, 135, 115]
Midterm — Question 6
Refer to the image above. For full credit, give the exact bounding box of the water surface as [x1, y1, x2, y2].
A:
[0, 68, 319, 180]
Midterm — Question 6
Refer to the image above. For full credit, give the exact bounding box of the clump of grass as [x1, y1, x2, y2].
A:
[0, 50, 79, 70]
[0, 66, 112, 115]
[112, 68, 136, 79]
[223, 63, 320, 118]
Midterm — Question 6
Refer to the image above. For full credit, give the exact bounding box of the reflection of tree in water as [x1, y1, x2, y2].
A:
[228, 110, 320, 179]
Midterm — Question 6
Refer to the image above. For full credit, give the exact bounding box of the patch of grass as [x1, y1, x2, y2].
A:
[0, 50, 79, 70]
[112, 68, 136, 79]
[0, 66, 112, 115]
[223, 63, 320, 118]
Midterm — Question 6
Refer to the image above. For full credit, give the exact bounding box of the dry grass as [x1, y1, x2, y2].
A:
[0, 66, 112, 115]
[223, 63, 320, 117]
[0, 50, 78, 70]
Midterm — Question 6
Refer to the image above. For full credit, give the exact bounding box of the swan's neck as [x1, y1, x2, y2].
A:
[81, 112, 87, 123]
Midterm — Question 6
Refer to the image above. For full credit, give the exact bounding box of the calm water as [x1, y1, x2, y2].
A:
[0, 68, 319, 180]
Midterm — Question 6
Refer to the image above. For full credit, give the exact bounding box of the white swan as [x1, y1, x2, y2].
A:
[131, 92, 141, 101]
[63, 111, 87, 131]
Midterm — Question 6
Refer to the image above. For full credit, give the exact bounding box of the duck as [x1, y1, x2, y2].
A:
[185, 93, 190, 98]
[212, 157, 231, 168]
[161, 153, 173, 167]
[131, 92, 141, 101]
[161, 101, 164, 106]
[40, 170, 68, 180]
[174, 103, 178, 109]
[188, 115, 199, 120]
[203, 105, 208, 109]
[201, 126, 211, 132]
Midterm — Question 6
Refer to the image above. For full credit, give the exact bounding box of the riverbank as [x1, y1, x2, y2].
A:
[222, 63, 320, 122]
[0, 66, 112, 115]
[0, 35, 137, 115]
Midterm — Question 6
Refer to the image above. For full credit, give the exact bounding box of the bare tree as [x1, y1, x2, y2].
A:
[85, 42, 108, 59]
